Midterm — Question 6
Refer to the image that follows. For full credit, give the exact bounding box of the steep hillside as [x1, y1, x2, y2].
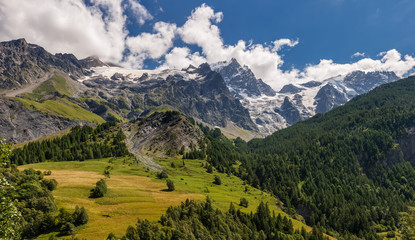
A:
[204, 76, 415, 238]
[0, 96, 91, 143]
[0, 39, 85, 89]
[122, 111, 204, 171]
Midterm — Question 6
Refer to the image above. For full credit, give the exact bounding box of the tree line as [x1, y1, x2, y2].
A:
[117, 198, 327, 240]
[10, 122, 131, 165]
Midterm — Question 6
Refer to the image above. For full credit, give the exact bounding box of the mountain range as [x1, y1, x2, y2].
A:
[212, 58, 399, 134]
[0, 39, 402, 141]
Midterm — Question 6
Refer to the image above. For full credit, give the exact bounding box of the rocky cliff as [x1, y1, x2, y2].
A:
[0, 97, 90, 143]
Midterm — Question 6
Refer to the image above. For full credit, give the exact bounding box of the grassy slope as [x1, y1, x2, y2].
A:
[16, 97, 105, 125]
[19, 156, 313, 240]
[14, 75, 105, 125]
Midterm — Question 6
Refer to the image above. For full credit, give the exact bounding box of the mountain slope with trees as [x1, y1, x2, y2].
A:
[203, 76, 415, 238]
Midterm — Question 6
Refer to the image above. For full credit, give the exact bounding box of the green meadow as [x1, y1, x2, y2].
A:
[20, 156, 313, 240]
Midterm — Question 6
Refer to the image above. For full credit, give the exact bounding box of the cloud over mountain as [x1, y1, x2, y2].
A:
[1, 1, 414, 90]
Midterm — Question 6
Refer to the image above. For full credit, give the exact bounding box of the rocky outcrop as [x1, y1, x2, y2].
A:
[279, 84, 305, 94]
[211, 58, 276, 98]
[314, 84, 348, 114]
[0, 97, 90, 143]
[122, 111, 204, 171]
[344, 71, 399, 95]
[0, 39, 84, 89]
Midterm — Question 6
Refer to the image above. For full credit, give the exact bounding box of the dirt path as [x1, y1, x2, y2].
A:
[3, 72, 55, 97]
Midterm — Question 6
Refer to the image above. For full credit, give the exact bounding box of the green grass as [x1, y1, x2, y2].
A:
[20, 156, 314, 240]
[21, 75, 72, 100]
[14, 74, 105, 125]
[15, 97, 105, 125]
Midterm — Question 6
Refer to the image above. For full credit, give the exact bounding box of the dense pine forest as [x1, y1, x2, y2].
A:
[10, 122, 130, 165]
[119, 198, 327, 240]
[204, 76, 415, 238]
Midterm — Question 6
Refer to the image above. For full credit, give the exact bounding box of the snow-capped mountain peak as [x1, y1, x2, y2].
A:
[211, 59, 402, 135]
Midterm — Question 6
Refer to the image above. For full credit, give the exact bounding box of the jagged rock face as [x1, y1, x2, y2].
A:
[300, 81, 322, 88]
[275, 97, 302, 125]
[211, 58, 276, 98]
[279, 84, 305, 94]
[0, 97, 90, 143]
[126, 111, 203, 156]
[82, 64, 258, 131]
[344, 71, 399, 94]
[0, 39, 85, 89]
[79, 56, 108, 69]
[314, 84, 348, 114]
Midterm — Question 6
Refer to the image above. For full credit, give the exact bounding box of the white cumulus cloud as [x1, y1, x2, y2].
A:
[126, 21, 177, 68]
[126, 0, 153, 25]
[1, 2, 415, 90]
[0, 0, 129, 63]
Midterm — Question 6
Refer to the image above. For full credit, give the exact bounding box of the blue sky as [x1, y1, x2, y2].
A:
[138, 0, 415, 69]
[1, 0, 415, 89]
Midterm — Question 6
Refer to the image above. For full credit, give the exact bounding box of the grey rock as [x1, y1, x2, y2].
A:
[0, 97, 91, 143]
[314, 84, 348, 114]
[0, 38, 84, 89]
[279, 84, 305, 94]
[212, 58, 276, 98]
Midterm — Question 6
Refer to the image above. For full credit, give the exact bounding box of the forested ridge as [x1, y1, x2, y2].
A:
[203, 76, 415, 238]
[119, 198, 327, 240]
[10, 122, 130, 165]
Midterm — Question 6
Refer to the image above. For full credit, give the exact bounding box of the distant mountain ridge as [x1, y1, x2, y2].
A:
[0, 39, 403, 142]
[211, 58, 400, 134]
[0, 39, 256, 143]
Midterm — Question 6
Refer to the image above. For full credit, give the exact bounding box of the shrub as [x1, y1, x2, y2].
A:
[42, 179, 58, 191]
[240, 198, 249, 208]
[166, 179, 175, 191]
[90, 179, 107, 198]
[213, 175, 221, 185]
[60, 222, 75, 236]
[206, 164, 213, 173]
[73, 206, 89, 226]
[107, 232, 117, 240]
[157, 171, 168, 179]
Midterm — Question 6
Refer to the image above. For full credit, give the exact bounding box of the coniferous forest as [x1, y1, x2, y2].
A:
[203, 76, 415, 238]
[10, 122, 130, 165]
[120, 198, 327, 240]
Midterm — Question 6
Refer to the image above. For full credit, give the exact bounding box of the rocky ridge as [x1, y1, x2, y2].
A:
[212, 59, 400, 134]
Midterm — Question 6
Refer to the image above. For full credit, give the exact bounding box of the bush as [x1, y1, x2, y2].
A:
[73, 206, 89, 226]
[60, 222, 75, 236]
[166, 179, 175, 191]
[107, 232, 117, 240]
[206, 164, 213, 173]
[157, 171, 168, 179]
[240, 198, 249, 208]
[42, 179, 58, 191]
[213, 175, 221, 185]
[386, 231, 395, 238]
[90, 179, 107, 198]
